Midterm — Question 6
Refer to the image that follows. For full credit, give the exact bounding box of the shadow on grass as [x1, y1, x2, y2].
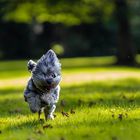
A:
[9, 119, 42, 128]
[1, 79, 140, 135]
[3, 112, 140, 137]
[62, 79, 140, 94]
[1, 78, 140, 117]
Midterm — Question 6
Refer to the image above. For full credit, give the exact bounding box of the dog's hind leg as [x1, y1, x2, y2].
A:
[38, 110, 41, 120]
[44, 106, 50, 121]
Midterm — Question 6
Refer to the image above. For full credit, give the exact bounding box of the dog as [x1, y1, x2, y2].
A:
[24, 49, 61, 120]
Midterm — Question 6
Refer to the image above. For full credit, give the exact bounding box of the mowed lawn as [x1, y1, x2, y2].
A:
[1, 56, 140, 140]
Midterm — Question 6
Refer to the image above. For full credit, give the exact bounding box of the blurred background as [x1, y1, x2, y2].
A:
[0, 0, 139, 66]
[1, 1, 140, 139]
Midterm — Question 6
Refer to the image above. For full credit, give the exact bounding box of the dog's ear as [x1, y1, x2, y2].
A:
[27, 60, 37, 72]
[46, 49, 59, 64]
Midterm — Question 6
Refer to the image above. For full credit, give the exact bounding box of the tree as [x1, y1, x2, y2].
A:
[114, 0, 136, 65]
[0, 0, 137, 65]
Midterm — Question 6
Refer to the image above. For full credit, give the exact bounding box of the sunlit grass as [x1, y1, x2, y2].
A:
[1, 57, 140, 140]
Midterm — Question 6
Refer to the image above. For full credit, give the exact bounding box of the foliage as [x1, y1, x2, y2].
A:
[0, 0, 140, 61]
[1, 0, 114, 25]
[1, 57, 140, 139]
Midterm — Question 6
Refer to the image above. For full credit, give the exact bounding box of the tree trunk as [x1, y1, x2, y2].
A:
[115, 0, 136, 65]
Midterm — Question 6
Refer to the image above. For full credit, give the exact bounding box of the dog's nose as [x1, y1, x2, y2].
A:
[46, 79, 52, 85]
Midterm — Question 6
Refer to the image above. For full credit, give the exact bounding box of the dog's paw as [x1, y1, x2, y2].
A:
[47, 114, 54, 120]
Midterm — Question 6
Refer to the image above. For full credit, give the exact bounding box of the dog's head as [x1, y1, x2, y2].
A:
[28, 50, 61, 92]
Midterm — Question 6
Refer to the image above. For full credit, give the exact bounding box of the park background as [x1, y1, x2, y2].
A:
[0, 0, 140, 140]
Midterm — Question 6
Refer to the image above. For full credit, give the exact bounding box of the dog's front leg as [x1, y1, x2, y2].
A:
[24, 90, 41, 113]
[48, 104, 56, 120]
[44, 104, 56, 120]
[44, 106, 50, 120]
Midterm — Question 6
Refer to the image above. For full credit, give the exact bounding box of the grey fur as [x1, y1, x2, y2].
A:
[24, 49, 61, 120]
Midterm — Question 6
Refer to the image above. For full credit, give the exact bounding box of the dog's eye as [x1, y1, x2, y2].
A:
[51, 73, 56, 78]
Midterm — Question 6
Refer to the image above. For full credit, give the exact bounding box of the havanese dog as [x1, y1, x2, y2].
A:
[24, 50, 61, 120]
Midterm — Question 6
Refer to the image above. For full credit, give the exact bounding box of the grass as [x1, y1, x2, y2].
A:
[1, 56, 140, 140]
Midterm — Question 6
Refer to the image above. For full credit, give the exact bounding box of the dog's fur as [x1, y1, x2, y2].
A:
[24, 50, 61, 120]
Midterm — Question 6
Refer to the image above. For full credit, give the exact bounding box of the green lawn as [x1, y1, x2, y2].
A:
[1, 57, 140, 140]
